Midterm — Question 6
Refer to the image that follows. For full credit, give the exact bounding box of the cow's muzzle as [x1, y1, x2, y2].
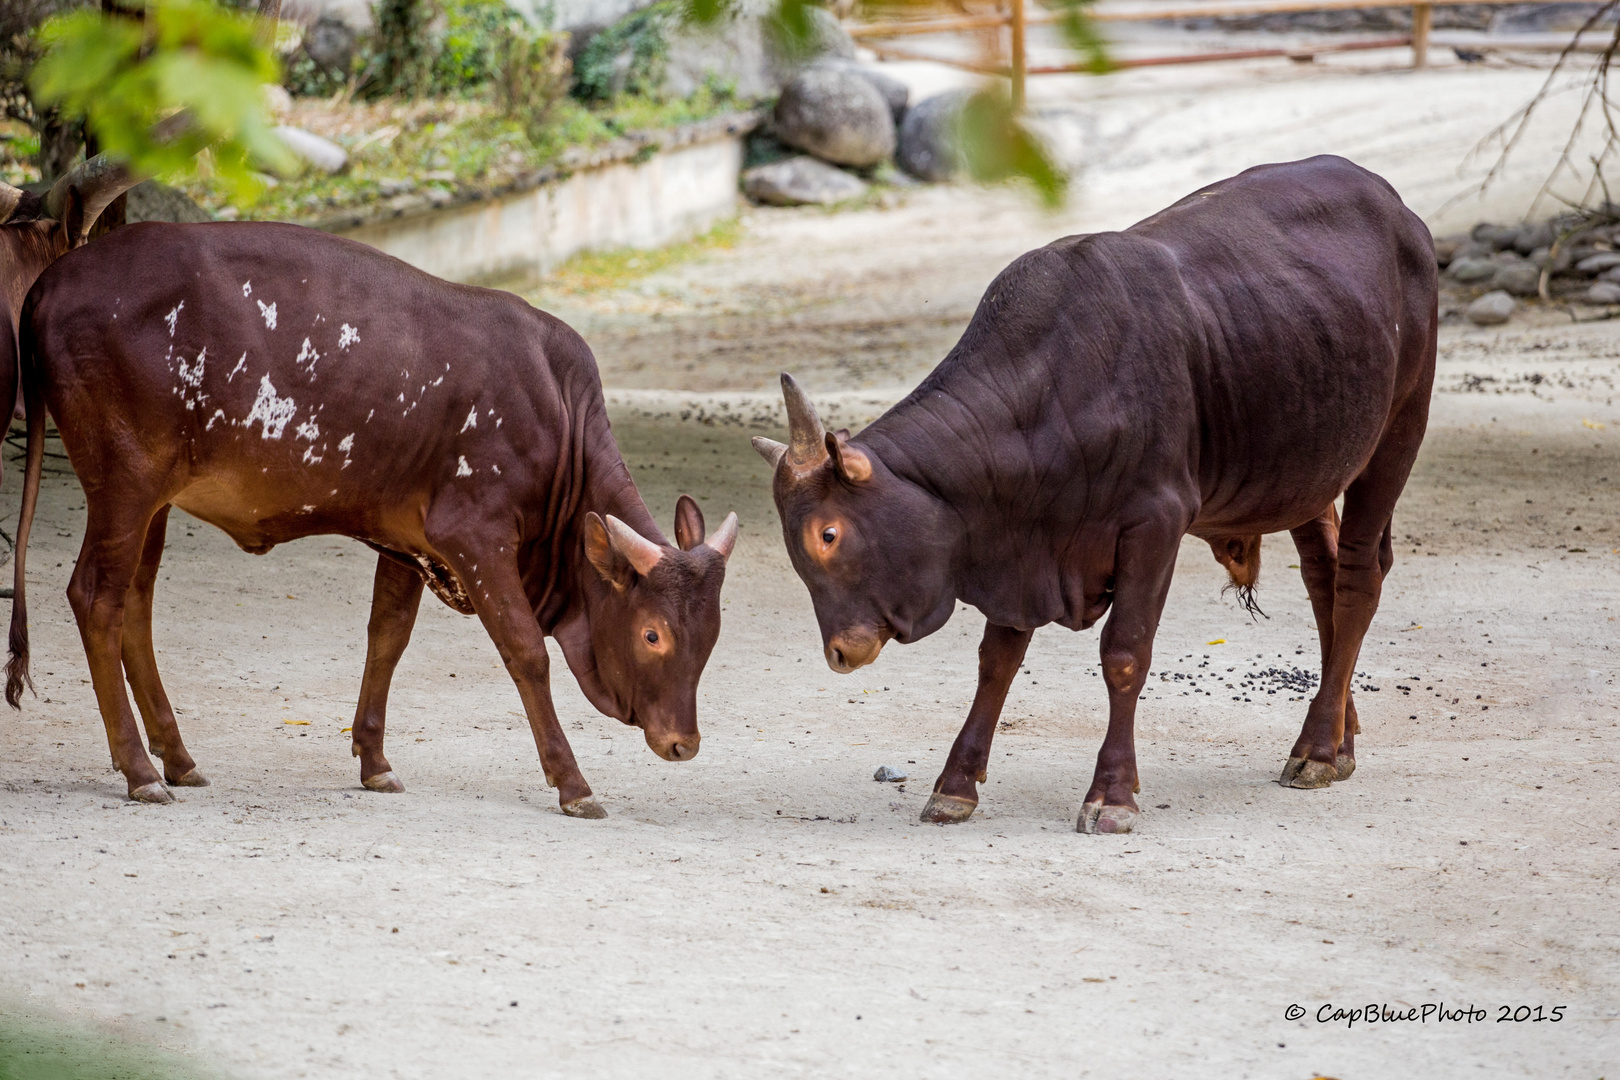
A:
[826, 628, 888, 673]
[644, 727, 701, 762]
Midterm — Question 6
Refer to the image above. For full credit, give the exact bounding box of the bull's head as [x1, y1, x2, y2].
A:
[754, 374, 959, 673]
[575, 495, 737, 761]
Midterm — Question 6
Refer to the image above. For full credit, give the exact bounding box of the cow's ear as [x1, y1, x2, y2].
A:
[825, 431, 872, 484]
[674, 494, 705, 551]
[583, 512, 632, 590]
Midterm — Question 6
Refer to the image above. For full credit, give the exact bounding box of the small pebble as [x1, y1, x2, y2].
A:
[873, 765, 908, 782]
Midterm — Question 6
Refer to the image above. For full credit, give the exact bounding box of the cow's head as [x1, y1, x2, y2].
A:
[755, 374, 960, 673]
[574, 495, 737, 761]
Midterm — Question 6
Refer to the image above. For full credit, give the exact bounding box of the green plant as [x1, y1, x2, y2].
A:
[434, 0, 516, 92]
[493, 23, 572, 147]
[370, 0, 437, 98]
[573, 1, 672, 102]
[31, 0, 294, 197]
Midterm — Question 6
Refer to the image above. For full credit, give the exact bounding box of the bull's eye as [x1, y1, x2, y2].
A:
[644, 629, 659, 645]
[821, 527, 838, 545]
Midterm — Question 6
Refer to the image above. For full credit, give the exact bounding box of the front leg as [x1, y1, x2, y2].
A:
[921, 622, 1032, 823]
[1080, 520, 1183, 835]
[351, 554, 424, 793]
[436, 540, 602, 818]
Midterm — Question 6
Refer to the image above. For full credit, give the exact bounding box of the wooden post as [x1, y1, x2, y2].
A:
[1010, 0, 1027, 111]
[1411, 2, 1432, 67]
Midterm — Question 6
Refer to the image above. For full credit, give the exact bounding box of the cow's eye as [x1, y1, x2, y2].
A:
[821, 527, 837, 545]
[644, 629, 659, 645]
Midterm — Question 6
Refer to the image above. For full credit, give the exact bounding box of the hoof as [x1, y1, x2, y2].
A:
[169, 769, 210, 788]
[362, 771, 405, 793]
[1280, 757, 1337, 789]
[129, 782, 173, 804]
[561, 797, 607, 819]
[1335, 754, 1356, 781]
[1078, 801, 1138, 835]
[919, 793, 976, 824]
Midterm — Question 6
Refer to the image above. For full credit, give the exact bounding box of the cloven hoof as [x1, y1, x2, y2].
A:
[919, 793, 976, 824]
[561, 797, 607, 819]
[1078, 801, 1137, 835]
[170, 769, 210, 787]
[362, 771, 406, 793]
[1280, 756, 1338, 788]
[129, 781, 174, 804]
[1334, 754, 1357, 781]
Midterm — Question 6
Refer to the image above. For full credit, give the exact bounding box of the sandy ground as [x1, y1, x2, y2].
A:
[3, 52, 1620, 1080]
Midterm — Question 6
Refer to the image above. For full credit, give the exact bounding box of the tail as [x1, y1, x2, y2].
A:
[6, 313, 44, 708]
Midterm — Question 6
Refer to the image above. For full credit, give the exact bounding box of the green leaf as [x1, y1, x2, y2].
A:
[959, 88, 1067, 208]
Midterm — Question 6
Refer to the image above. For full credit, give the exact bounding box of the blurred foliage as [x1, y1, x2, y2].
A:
[492, 22, 572, 145]
[371, 0, 437, 97]
[0, 1010, 218, 1080]
[573, 1, 672, 102]
[1050, 0, 1111, 73]
[434, 0, 514, 89]
[960, 87, 1065, 206]
[31, 0, 295, 196]
[529, 214, 741, 295]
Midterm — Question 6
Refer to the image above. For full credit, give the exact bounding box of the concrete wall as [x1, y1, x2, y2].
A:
[337, 132, 742, 284]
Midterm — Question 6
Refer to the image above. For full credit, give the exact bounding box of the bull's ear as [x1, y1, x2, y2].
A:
[825, 431, 872, 484]
[708, 512, 739, 561]
[583, 512, 632, 590]
[674, 494, 705, 551]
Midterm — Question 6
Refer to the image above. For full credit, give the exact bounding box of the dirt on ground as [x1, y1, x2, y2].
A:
[2, 53, 1618, 1080]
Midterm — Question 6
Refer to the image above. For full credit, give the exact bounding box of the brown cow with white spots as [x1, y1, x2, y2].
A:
[8, 221, 737, 816]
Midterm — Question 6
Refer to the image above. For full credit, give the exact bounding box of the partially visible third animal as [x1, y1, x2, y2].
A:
[11, 221, 737, 816]
[755, 155, 1438, 834]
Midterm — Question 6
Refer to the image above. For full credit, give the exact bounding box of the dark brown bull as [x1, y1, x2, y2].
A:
[10, 221, 737, 814]
[755, 156, 1436, 834]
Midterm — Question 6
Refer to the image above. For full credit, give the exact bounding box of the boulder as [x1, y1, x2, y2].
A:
[1446, 255, 1498, 284]
[124, 181, 213, 225]
[1491, 262, 1541, 297]
[774, 66, 895, 168]
[813, 58, 908, 124]
[1586, 281, 1620, 304]
[1470, 223, 1521, 251]
[742, 156, 867, 206]
[1575, 251, 1620, 275]
[1513, 220, 1555, 255]
[1465, 290, 1515, 325]
[897, 89, 972, 182]
[663, 5, 855, 99]
[274, 126, 348, 174]
[304, 12, 358, 75]
[1433, 235, 1466, 266]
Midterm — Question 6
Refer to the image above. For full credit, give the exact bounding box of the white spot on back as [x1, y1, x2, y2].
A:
[456, 456, 473, 478]
[257, 300, 277, 329]
[242, 281, 252, 297]
[338, 324, 360, 350]
[338, 434, 354, 452]
[228, 353, 247, 382]
[460, 407, 477, 433]
[302, 446, 323, 465]
[295, 418, 320, 442]
[206, 409, 226, 430]
[245, 374, 296, 440]
[165, 302, 183, 336]
[178, 347, 206, 388]
[296, 338, 321, 375]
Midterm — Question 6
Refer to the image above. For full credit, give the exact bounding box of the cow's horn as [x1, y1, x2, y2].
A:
[751, 436, 787, 468]
[780, 373, 826, 466]
[0, 182, 24, 224]
[604, 515, 663, 576]
[45, 154, 139, 243]
[708, 512, 739, 560]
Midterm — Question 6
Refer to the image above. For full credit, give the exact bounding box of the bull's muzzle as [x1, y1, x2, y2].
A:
[644, 728, 701, 762]
[826, 629, 886, 673]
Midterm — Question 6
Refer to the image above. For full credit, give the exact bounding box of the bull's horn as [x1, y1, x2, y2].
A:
[0, 182, 24, 224]
[751, 436, 787, 468]
[604, 515, 663, 576]
[780, 372, 826, 466]
[45, 154, 139, 244]
[708, 512, 739, 560]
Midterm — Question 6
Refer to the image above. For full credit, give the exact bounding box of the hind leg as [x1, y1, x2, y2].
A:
[120, 506, 206, 788]
[69, 500, 171, 802]
[1287, 505, 1360, 783]
[1281, 400, 1427, 789]
[350, 554, 423, 793]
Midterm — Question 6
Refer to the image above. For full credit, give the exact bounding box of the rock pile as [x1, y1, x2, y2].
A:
[1437, 213, 1620, 325]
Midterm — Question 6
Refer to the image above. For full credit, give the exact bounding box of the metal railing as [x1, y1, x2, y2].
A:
[847, 0, 1597, 108]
